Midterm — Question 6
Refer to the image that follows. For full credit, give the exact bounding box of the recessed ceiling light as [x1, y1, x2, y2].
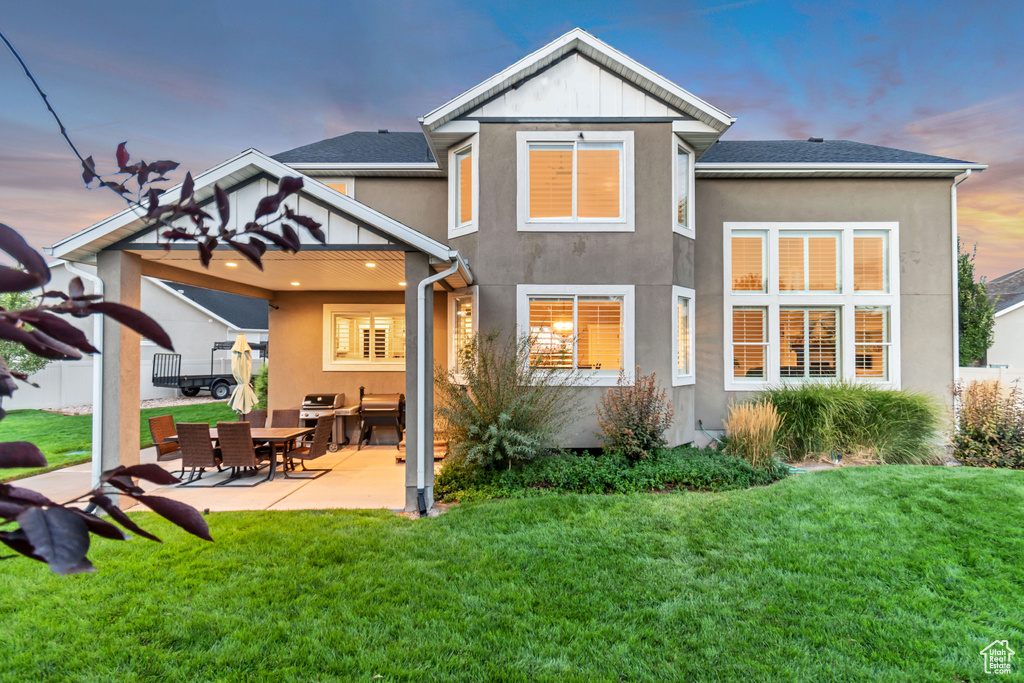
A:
[365, 262, 376, 268]
[225, 262, 238, 268]
[399, 281, 406, 286]
[291, 282, 300, 286]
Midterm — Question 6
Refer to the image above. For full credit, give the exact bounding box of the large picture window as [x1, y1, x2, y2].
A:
[323, 304, 405, 372]
[724, 222, 899, 389]
[517, 285, 635, 386]
[517, 131, 634, 232]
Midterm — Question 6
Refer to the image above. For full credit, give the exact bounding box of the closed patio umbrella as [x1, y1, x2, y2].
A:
[228, 333, 258, 414]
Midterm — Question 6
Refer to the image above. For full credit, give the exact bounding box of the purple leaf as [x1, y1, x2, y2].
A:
[85, 302, 174, 351]
[280, 223, 300, 251]
[89, 495, 162, 543]
[118, 464, 180, 486]
[68, 508, 129, 541]
[253, 195, 282, 220]
[0, 224, 50, 286]
[1, 484, 54, 507]
[0, 320, 80, 360]
[180, 171, 194, 202]
[100, 180, 129, 195]
[0, 501, 26, 519]
[0, 529, 46, 563]
[146, 188, 164, 218]
[197, 241, 212, 267]
[105, 474, 145, 495]
[247, 228, 298, 253]
[17, 506, 95, 575]
[0, 268, 47, 294]
[116, 142, 130, 171]
[81, 156, 97, 185]
[215, 185, 230, 228]
[131, 494, 212, 542]
[0, 442, 47, 469]
[278, 176, 303, 195]
[19, 310, 99, 354]
[226, 240, 264, 270]
[148, 160, 179, 176]
[136, 161, 151, 187]
[69, 277, 84, 299]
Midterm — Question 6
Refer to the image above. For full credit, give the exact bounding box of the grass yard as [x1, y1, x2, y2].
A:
[0, 402, 238, 482]
[0, 466, 1021, 681]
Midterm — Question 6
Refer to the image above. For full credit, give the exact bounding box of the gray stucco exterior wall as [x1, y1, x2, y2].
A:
[694, 177, 956, 429]
[354, 178, 448, 244]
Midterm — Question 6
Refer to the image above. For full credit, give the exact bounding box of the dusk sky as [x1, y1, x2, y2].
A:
[1, 1, 1021, 279]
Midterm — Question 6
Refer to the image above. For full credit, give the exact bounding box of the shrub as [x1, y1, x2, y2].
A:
[434, 446, 789, 501]
[757, 382, 942, 464]
[435, 332, 585, 471]
[596, 367, 674, 461]
[253, 362, 269, 410]
[951, 379, 1024, 468]
[723, 400, 781, 468]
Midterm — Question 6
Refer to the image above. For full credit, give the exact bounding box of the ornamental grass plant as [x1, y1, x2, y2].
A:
[723, 400, 781, 469]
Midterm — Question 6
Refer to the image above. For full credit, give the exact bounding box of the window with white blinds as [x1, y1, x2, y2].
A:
[323, 304, 405, 371]
[518, 285, 634, 385]
[673, 286, 695, 385]
[724, 222, 899, 389]
[448, 136, 478, 237]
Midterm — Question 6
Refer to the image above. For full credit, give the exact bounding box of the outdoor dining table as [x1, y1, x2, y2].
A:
[167, 427, 313, 483]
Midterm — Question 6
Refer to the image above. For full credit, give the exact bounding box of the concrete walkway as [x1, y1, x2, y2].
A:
[17, 444, 434, 512]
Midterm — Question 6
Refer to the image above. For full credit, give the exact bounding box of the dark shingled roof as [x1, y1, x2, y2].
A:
[699, 139, 976, 165]
[272, 131, 436, 164]
[162, 282, 269, 330]
[987, 268, 1024, 313]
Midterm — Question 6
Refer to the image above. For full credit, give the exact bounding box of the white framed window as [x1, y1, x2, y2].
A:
[516, 131, 635, 232]
[324, 177, 355, 197]
[517, 284, 635, 386]
[448, 135, 478, 238]
[723, 222, 900, 390]
[672, 138, 695, 238]
[672, 286, 695, 386]
[322, 304, 405, 372]
[448, 286, 478, 380]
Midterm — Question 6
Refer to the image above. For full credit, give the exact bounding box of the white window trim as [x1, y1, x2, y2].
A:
[447, 285, 478, 384]
[322, 177, 356, 197]
[672, 285, 696, 386]
[322, 303, 405, 372]
[516, 284, 635, 387]
[447, 134, 479, 238]
[723, 222, 901, 391]
[516, 131, 635, 233]
[672, 136, 696, 239]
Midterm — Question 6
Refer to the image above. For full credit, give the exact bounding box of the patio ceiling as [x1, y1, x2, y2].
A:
[127, 247, 465, 292]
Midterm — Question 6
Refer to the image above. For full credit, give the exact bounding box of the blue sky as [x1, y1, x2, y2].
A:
[1, 0, 1021, 277]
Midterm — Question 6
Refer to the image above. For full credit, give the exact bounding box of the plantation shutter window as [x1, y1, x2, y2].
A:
[779, 308, 839, 379]
[732, 308, 767, 379]
[529, 145, 574, 219]
[854, 231, 888, 292]
[855, 307, 890, 380]
[324, 305, 405, 371]
[778, 231, 840, 292]
[528, 141, 623, 221]
[731, 233, 766, 292]
[676, 146, 690, 229]
[528, 295, 623, 373]
[677, 296, 692, 377]
[452, 295, 474, 375]
[456, 148, 473, 225]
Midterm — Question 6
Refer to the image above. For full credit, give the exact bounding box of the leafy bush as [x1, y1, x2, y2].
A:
[723, 401, 781, 468]
[951, 380, 1024, 468]
[435, 332, 584, 470]
[253, 362, 269, 410]
[435, 446, 789, 502]
[757, 382, 942, 464]
[596, 367, 674, 461]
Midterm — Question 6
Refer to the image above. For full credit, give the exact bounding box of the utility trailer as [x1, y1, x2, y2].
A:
[152, 341, 268, 399]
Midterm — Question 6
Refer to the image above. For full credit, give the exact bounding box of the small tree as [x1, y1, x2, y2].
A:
[0, 291, 51, 377]
[596, 367, 674, 462]
[958, 238, 995, 365]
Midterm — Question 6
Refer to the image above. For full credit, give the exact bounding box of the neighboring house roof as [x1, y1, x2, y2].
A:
[987, 267, 1024, 315]
[273, 131, 435, 165]
[700, 139, 977, 165]
[158, 280, 269, 330]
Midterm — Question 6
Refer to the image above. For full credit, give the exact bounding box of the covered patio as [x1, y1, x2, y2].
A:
[46, 149, 472, 512]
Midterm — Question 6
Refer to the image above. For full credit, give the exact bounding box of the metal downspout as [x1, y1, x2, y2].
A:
[416, 259, 460, 514]
[62, 261, 104, 490]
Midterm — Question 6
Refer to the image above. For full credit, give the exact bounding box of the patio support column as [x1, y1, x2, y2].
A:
[404, 251, 433, 512]
[96, 250, 143, 502]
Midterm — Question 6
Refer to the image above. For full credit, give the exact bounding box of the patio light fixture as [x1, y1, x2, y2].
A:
[399, 281, 406, 286]
[365, 262, 376, 268]
[290, 281, 300, 286]
[225, 262, 238, 268]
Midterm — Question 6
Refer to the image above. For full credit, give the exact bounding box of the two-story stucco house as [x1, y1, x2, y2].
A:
[48, 28, 985, 510]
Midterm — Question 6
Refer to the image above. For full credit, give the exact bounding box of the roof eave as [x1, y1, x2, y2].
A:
[695, 162, 988, 178]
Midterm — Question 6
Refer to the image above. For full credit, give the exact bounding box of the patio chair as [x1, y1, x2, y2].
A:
[283, 414, 334, 479]
[270, 409, 300, 428]
[215, 421, 269, 487]
[239, 409, 267, 428]
[148, 415, 183, 477]
[176, 422, 222, 486]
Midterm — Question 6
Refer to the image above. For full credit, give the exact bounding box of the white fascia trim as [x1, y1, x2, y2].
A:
[448, 134, 479, 238]
[285, 162, 441, 172]
[995, 299, 1024, 318]
[516, 283, 635, 387]
[672, 286, 696, 387]
[516, 130, 635, 233]
[672, 136, 696, 239]
[696, 162, 989, 176]
[420, 28, 733, 131]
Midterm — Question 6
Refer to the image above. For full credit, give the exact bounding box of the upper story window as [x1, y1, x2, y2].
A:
[673, 141, 695, 238]
[724, 222, 900, 390]
[323, 304, 405, 372]
[325, 178, 355, 197]
[516, 131, 635, 232]
[448, 135, 478, 238]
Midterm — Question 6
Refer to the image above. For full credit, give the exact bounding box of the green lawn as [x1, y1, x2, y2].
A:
[0, 466, 1020, 681]
[0, 402, 238, 482]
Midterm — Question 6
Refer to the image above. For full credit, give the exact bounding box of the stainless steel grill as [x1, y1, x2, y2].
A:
[299, 393, 345, 450]
[357, 386, 405, 450]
